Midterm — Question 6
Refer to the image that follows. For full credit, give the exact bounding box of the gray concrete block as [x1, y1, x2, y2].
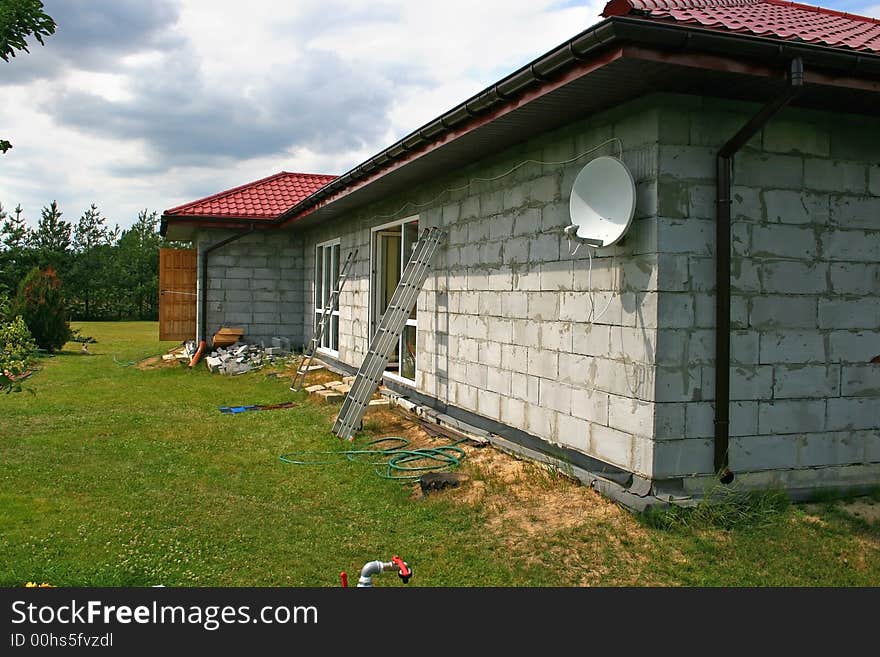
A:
[570, 387, 609, 424]
[502, 236, 530, 264]
[500, 396, 526, 428]
[499, 292, 529, 319]
[829, 195, 880, 230]
[525, 403, 556, 439]
[826, 397, 878, 431]
[225, 267, 253, 279]
[759, 331, 825, 364]
[804, 159, 866, 193]
[655, 365, 702, 403]
[657, 293, 694, 328]
[773, 364, 840, 399]
[818, 298, 880, 330]
[820, 228, 880, 262]
[830, 263, 879, 295]
[488, 213, 515, 240]
[763, 189, 828, 225]
[539, 262, 573, 291]
[730, 365, 774, 400]
[658, 145, 715, 180]
[486, 367, 511, 396]
[541, 322, 572, 352]
[764, 120, 829, 156]
[455, 382, 478, 411]
[731, 330, 760, 365]
[477, 388, 501, 420]
[530, 233, 560, 262]
[750, 296, 817, 329]
[730, 258, 761, 293]
[761, 261, 827, 294]
[750, 224, 816, 259]
[608, 394, 654, 436]
[654, 402, 686, 440]
[684, 401, 714, 439]
[871, 165, 880, 196]
[799, 431, 870, 468]
[527, 292, 558, 321]
[540, 380, 572, 414]
[656, 217, 713, 254]
[512, 319, 540, 347]
[735, 152, 803, 189]
[556, 414, 590, 452]
[829, 330, 880, 363]
[730, 435, 798, 472]
[527, 348, 558, 379]
[653, 439, 714, 477]
[730, 401, 760, 437]
[758, 399, 826, 434]
[524, 175, 559, 205]
[510, 371, 540, 404]
[589, 423, 634, 470]
[841, 364, 880, 397]
[501, 344, 528, 374]
[571, 323, 610, 356]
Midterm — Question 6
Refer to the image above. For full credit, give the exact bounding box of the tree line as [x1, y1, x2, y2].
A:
[0, 201, 187, 321]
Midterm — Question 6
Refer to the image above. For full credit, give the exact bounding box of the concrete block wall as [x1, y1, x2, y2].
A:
[197, 229, 305, 347]
[301, 96, 667, 477]
[651, 94, 880, 491]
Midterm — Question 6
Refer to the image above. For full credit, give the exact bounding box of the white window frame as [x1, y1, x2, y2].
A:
[314, 237, 341, 357]
[370, 215, 419, 385]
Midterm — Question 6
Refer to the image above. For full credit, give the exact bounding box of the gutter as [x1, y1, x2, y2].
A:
[714, 58, 805, 482]
[162, 18, 879, 239]
[199, 225, 255, 344]
[271, 18, 878, 228]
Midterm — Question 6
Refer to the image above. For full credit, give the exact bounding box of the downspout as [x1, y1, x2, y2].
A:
[714, 58, 804, 482]
[199, 225, 256, 344]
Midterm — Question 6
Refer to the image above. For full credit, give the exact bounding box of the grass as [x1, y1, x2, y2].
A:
[1, 321, 878, 587]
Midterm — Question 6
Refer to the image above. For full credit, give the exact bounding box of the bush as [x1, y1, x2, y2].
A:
[0, 315, 37, 393]
[13, 266, 71, 352]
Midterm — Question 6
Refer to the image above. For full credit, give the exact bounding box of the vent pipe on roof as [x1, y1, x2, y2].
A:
[714, 57, 804, 483]
[199, 225, 256, 344]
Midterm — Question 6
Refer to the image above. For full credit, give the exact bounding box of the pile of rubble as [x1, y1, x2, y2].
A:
[204, 337, 296, 375]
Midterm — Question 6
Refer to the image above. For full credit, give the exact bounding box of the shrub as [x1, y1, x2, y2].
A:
[13, 266, 70, 352]
[0, 315, 36, 393]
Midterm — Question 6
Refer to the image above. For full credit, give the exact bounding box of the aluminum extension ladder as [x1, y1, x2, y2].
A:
[290, 248, 358, 392]
[333, 227, 446, 439]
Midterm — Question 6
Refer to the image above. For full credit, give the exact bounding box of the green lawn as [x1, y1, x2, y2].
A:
[1, 322, 878, 586]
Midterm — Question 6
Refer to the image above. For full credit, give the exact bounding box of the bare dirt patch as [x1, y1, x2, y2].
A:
[840, 498, 880, 524]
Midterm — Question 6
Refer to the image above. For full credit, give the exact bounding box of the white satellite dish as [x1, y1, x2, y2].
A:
[568, 156, 636, 247]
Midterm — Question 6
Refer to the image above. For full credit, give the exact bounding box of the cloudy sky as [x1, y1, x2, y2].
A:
[1, 0, 878, 230]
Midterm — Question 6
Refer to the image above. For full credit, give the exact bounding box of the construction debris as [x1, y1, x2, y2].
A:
[203, 340, 296, 375]
[211, 327, 245, 348]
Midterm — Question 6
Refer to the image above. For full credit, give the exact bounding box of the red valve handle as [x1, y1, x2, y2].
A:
[391, 556, 412, 583]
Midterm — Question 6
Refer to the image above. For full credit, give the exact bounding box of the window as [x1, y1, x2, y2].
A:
[314, 239, 341, 355]
[371, 217, 419, 382]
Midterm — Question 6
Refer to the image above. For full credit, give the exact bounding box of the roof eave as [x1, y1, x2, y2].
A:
[275, 16, 880, 228]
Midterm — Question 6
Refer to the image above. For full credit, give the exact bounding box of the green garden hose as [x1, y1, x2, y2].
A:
[279, 437, 466, 481]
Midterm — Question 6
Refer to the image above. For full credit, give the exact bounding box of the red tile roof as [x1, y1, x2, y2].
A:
[164, 171, 337, 220]
[602, 0, 880, 53]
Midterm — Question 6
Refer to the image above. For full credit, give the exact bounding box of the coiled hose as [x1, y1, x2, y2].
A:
[279, 437, 465, 481]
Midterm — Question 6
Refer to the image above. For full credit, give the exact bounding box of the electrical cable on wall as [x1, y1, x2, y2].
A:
[365, 137, 624, 224]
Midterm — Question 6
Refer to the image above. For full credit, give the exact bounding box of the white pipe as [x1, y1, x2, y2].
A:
[357, 561, 390, 587]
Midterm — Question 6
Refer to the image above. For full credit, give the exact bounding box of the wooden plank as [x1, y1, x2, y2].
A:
[159, 248, 197, 341]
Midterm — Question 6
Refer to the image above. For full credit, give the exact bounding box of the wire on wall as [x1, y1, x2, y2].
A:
[367, 137, 624, 223]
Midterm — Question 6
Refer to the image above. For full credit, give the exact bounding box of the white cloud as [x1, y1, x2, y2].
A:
[1, 0, 607, 229]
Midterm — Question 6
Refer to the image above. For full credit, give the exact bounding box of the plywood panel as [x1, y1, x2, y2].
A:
[159, 248, 197, 341]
